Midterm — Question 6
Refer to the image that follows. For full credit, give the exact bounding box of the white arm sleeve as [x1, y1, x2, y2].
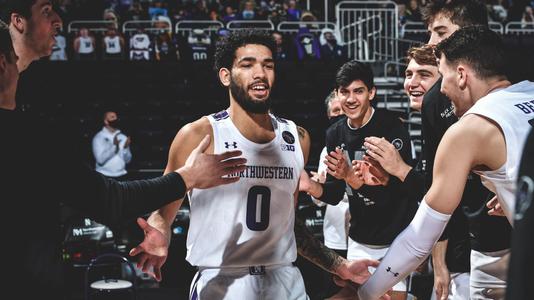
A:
[357, 199, 451, 300]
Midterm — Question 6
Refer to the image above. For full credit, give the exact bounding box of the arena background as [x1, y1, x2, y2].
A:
[7, 0, 534, 299]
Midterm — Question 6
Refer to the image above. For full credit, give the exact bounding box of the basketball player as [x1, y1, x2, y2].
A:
[0, 3, 247, 298]
[506, 128, 534, 299]
[299, 60, 416, 300]
[365, 45, 471, 300]
[130, 30, 384, 299]
[420, 2, 512, 299]
[358, 25, 534, 300]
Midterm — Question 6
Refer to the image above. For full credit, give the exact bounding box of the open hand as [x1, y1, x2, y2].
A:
[129, 218, 169, 281]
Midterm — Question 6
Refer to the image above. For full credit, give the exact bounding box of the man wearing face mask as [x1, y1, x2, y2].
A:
[319, 28, 347, 61]
[92, 110, 132, 180]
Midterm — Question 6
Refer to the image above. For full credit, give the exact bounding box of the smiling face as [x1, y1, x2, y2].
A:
[337, 80, 375, 127]
[404, 58, 440, 111]
[221, 44, 275, 114]
[438, 53, 469, 116]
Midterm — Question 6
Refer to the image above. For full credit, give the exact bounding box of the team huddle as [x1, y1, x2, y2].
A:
[1, 0, 534, 299]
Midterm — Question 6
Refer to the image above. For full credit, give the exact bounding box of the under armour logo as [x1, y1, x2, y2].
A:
[386, 267, 399, 277]
[249, 266, 265, 275]
[224, 142, 238, 149]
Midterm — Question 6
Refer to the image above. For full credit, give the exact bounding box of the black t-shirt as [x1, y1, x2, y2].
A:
[0, 108, 186, 298]
[321, 110, 418, 245]
[507, 128, 534, 300]
[421, 78, 456, 189]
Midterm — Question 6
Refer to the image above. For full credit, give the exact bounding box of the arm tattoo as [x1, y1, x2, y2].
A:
[294, 216, 344, 273]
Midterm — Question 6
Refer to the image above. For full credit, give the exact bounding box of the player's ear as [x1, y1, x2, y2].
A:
[10, 13, 26, 34]
[457, 65, 467, 90]
[219, 67, 231, 87]
[368, 86, 377, 101]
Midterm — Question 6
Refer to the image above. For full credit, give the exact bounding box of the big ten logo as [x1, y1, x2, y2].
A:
[281, 144, 295, 152]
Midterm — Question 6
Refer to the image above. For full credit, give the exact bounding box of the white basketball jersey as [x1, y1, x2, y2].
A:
[186, 110, 304, 268]
[104, 36, 121, 54]
[78, 36, 94, 54]
[130, 33, 150, 50]
[463, 80, 534, 222]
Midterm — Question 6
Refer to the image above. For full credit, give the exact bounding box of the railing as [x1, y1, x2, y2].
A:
[489, 21, 505, 34]
[402, 21, 427, 34]
[505, 21, 534, 34]
[277, 21, 337, 33]
[336, 1, 399, 62]
[226, 20, 275, 31]
[175, 20, 224, 36]
[67, 20, 117, 33]
[122, 20, 172, 34]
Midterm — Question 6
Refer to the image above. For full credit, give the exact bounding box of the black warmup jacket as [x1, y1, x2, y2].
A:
[318, 110, 418, 246]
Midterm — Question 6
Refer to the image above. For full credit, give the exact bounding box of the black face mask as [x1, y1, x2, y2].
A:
[108, 119, 120, 128]
[328, 114, 345, 126]
[327, 37, 337, 46]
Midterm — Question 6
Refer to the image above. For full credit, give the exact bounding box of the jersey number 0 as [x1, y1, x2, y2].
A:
[246, 186, 271, 231]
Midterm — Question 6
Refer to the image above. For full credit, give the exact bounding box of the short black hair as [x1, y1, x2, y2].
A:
[435, 25, 506, 79]
[213, 29, 276, 72]
[0, 0, 37, 23]
[335, 60, 375, 91]
[0, 23, 14, 62]
[422, 0, 488, 27]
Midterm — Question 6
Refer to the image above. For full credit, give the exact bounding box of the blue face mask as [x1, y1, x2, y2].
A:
[242, 10, 255, 20]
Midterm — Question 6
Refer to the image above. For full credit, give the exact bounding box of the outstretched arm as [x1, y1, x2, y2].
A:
[358, 120, 481, 300]
[129, 119, 246, 281]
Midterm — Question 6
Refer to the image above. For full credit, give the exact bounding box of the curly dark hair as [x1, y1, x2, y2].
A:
[213, 29, 276, 72]
[421, 0, 488, 27]
[335, 60, 375, 91]
[435, 25, 506, 79]
[1, 0, 37, 23]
